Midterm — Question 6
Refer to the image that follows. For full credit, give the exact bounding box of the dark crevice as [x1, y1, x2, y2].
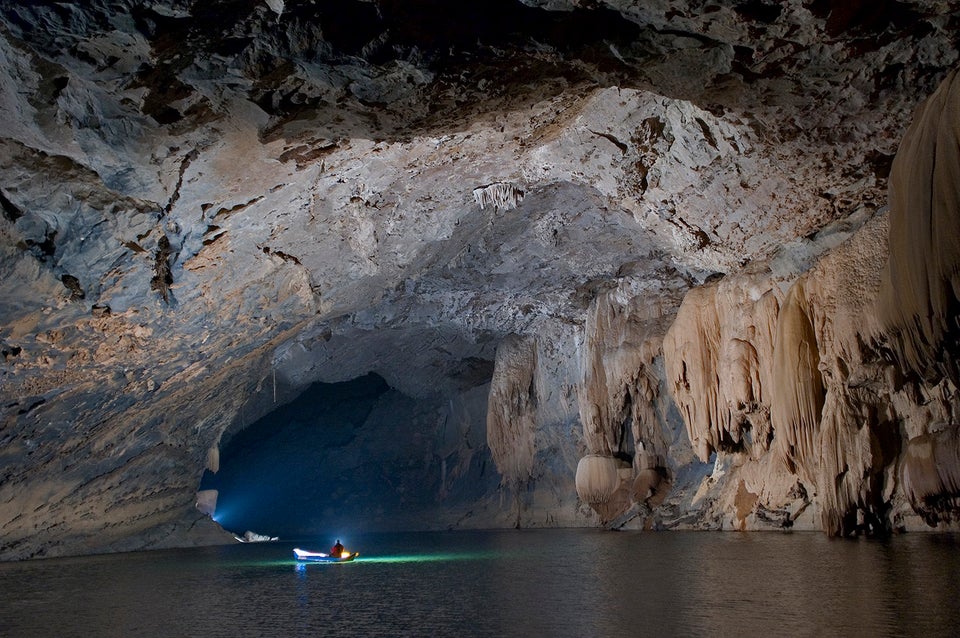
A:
[2, 343, 22, 360]
[60, 274, 85, 301]
[589, 129, 628, 154]
[162, 150, 200, 218]
[0, 189, 24, 221]
[262, 246, 302, 265]
[212, 196, 263, 219]
[17, 398, 45, 415]
[22, 229, 57, 261]
[301, 0, 644, 63]
[808, 0, 925, 39]
[150, 235, 174, 304]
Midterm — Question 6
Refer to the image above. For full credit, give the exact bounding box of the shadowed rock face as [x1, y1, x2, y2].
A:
[0, 0, 959, 558]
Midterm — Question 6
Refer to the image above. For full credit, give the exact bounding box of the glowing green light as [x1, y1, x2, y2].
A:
[219, 559, 295, 569]
[353, 551, 500, 564]
[215, 550, 509, 570]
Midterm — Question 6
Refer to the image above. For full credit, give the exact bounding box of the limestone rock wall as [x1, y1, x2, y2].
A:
[652, 68, 960, 535]
[486, 326, 593, 528]
[2, 1, 960, 558]
[487, 334, 539, 498]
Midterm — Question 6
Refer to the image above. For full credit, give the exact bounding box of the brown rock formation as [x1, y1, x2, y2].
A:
[1, 1, 960, 557]
[878, 69, 960, 385]
[901, 430, 960, 525]
[487, 334, 538, 502]
[659, 68, 960, 536]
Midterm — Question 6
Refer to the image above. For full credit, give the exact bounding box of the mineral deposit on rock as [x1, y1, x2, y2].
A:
[1, 1, 959, 559]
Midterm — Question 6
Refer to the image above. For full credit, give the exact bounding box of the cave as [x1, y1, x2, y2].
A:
[200, 372, 499, 538]
[1, 0, 960, 567]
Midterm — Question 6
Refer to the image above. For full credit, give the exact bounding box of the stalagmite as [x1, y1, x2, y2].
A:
[575, 454, 620, 504]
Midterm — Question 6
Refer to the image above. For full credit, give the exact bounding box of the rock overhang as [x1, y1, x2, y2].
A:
[1, 0, 959, 557]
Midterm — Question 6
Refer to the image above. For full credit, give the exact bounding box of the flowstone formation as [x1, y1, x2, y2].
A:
[0, 1, 959, 558]
[659, 70, 960, 536]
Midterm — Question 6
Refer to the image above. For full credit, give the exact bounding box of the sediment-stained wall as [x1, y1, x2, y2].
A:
[3, 1, 960, 559]
[640, 70, 960, 535]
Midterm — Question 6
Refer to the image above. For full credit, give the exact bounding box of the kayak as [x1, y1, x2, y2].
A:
[293, 548, 359, 563]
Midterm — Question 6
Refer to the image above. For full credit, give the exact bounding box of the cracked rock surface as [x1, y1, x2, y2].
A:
[1, 0, 959, 558]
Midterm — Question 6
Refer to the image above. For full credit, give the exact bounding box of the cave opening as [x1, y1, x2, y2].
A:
[199, 372, 497, 540]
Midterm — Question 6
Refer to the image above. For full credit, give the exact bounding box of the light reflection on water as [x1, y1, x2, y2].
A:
[1, 529, 958, 637]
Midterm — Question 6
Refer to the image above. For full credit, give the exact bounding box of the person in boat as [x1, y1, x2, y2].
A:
[331, 539, 344, 557]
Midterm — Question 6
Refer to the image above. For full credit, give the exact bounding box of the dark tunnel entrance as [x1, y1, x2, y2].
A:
[199, 373, 498, 540]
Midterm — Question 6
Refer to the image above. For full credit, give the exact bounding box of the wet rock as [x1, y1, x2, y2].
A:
[1, 0, 960, 558]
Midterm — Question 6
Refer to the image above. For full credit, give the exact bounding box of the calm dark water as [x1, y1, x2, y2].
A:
[1, 529, 958, 637]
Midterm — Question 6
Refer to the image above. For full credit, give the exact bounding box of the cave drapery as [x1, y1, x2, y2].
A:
[1, 1, 960, 559]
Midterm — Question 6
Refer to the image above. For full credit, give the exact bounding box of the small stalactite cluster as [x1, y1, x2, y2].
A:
[472, 182, 525, 211]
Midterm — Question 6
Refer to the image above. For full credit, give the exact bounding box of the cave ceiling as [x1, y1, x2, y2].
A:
[1, 0, 959, 556]
[3, 0, 955, 396]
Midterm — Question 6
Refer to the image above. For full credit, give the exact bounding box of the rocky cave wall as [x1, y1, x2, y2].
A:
[1, 1, 960, 558]
[636, 69, 960, 535]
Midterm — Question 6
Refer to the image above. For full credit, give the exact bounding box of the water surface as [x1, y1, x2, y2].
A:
[1, 529, 957, 637]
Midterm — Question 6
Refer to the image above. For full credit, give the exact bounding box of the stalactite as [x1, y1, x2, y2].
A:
[663, 274, 779, 462]
[877, 68, 960, 384]
[205, 446, 219, 474]
[472, 182, 525, 211]
[901, 430, 960, 525]
[578, 281, 679, 475]
[574, 284, 678, 523]
[771, 279, 825, 480]
[486, 334, 538, 490]
[663, 285, 722, 461]
[792, 213, 900, 535]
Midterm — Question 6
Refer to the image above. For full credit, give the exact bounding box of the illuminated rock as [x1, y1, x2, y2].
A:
[195, 490, 218, 517]
[0, 0, 959, 558]
[575, 455, 619, 505]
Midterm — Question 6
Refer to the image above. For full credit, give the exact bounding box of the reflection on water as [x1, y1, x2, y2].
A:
[0, 529, 958, 637]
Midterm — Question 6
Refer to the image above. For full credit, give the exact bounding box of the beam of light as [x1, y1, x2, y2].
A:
[212, 550, 510, 572]
[330, 550, 502, 564]
[205, 551, 499, 574]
